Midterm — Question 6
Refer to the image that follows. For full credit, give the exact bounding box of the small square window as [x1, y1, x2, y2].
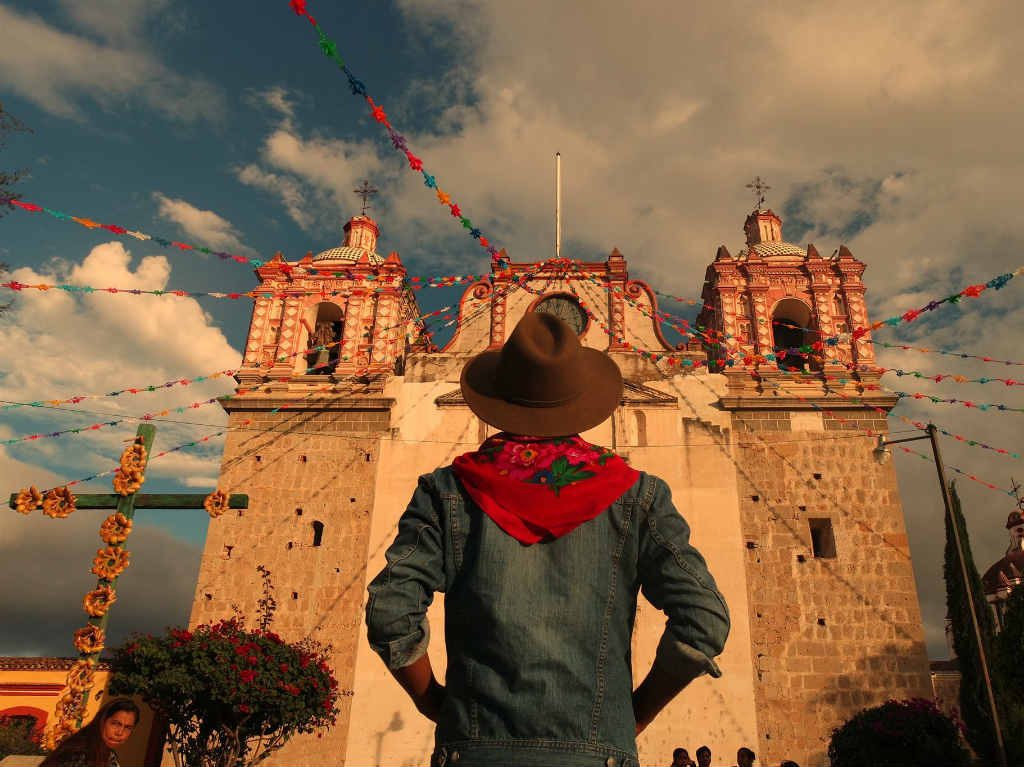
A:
[809, 518, 837, 559]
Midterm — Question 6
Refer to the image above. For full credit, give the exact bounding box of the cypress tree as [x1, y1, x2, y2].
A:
[943, 481, 1000, 760]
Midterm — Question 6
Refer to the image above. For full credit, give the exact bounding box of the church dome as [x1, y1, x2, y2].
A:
[747, 240, 806, 258]
[312, 245, 384, 264]
[313, 214, 384, 264]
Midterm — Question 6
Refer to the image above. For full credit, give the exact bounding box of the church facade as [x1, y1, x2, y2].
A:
[189, 207, 932, 766]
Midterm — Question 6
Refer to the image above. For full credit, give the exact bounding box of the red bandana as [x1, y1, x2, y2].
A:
[451, 433, 640, 545]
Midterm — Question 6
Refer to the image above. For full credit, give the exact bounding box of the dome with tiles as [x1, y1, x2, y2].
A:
[742, 209, 806, 260]
[313, 215, 384, 264]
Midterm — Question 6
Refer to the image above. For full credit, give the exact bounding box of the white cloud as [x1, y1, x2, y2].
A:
[333, 0, 1021, 658]
[0, 242, 240, 490]
[56, 0, 171, 44]
[0, 5, 222, 123]
[153, 192, 254, 255]
[235, 164, 318, 233]
[246, 86, 297, 123]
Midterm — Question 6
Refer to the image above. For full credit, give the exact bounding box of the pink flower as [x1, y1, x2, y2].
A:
[561, 445, 597, 467]
[239, 669, 257, 684]
[494, 442, 558, 480]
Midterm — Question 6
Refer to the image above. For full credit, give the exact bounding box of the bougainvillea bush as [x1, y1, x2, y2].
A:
[827, 697, 970, 767]
[110, 619, 339, 767]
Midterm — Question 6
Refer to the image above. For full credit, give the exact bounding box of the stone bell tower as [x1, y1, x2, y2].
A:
[189, 209, 425, 766]
[695, 206, 932, 765]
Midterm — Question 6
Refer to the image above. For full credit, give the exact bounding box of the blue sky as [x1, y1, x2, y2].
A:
[1, 0, 1022, 659]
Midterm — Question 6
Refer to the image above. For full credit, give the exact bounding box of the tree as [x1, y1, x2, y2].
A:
[0, 100, 30, 316]
[108, 568, 340, 767]
[0, 100, 29, 213]
[944, 481, 1001, 761]
[827, 698, 970, 767]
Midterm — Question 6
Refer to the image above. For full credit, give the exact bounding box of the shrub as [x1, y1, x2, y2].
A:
[828, 697, 970, 767]
[110, 619, 339, 767]
[0, 715, 45, 760]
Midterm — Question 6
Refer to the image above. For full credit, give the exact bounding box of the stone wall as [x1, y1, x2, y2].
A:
[189, 397, 390, 766]
[731, 408, 932, 765]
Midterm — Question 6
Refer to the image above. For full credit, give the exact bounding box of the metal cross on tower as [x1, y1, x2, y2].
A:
[354, 179, 379, 215]
[745, 176, 771, 209]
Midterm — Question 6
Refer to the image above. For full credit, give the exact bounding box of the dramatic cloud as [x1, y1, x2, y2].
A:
[0, 242, 240, 488]
[0, 5, 222, 123]
[153, 192, 254, 255]
[232, 0, 1021, 657]
[0, 490, 202, 656]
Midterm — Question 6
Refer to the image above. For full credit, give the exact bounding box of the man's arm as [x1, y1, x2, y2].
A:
[635, 477, 731, 733]
[366, 474, 447, 720]
[390, 653, 446, 722]
[632, 660, 703, 734]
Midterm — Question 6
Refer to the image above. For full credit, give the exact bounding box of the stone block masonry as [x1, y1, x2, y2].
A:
[731, 411, 932, 765]
[190, 396, 391, 767]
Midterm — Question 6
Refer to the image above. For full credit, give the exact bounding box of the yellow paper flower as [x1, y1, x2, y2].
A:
[99, 512, 133, 545]
[42, 486, 77, 519]
[204, 489, 230, 518]
[119, 440, 147, 474]
[66, 659, 96, 693]
[43, 720, 77, 751]
[83, 585, 117, 617]
[14, 486, 43, 514]
[112, 468, 144, 496]
[73, 624, 105, 655]
[56, 690, 86, 721]
[91, 546, 130, 581]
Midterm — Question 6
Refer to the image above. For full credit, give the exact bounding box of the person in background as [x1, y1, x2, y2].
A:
[735, 746, 756, 767]
[365, 313, 731, 767]
[696, 744, 712, 767]
[672, 746, 696, 766]
[40, 698, 141, 767]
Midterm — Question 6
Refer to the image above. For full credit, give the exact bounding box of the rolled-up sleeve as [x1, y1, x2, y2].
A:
[365, 474, 446, 669]
[638, 476, 731, 679]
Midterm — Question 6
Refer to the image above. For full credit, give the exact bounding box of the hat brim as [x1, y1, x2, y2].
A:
[460, 347, 624, 437]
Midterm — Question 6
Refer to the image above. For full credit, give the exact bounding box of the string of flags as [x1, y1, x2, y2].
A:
[0, 195, 271, 268]
[750, 376, 1018, 494]
[50, 425, 243, 494]
[285, 0, 507, 266]
[873, 340, 1024, 368]
[2, 399, 223, 449]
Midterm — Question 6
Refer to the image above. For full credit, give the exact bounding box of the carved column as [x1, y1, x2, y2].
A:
[488, 279, 508, 349]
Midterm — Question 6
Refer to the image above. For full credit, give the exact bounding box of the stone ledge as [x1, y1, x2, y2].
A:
[220, 395, 395, 412]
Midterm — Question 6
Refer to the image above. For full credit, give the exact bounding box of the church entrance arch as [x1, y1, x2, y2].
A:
[771, 297, 818, 372]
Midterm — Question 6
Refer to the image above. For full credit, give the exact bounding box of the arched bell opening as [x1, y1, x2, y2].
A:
[771, 298, 819, 372]
[303, 302, 344, 375]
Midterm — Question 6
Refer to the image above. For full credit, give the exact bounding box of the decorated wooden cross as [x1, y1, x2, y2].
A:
[7, 424, 248, 747]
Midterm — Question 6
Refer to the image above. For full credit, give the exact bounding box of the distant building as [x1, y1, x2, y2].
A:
[189, 204, 932, 766]
[929, 509, 1024, 719]
[0, 657, 161, 766]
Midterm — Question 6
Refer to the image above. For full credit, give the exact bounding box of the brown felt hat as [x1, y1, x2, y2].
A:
[460, 311, 623, 437]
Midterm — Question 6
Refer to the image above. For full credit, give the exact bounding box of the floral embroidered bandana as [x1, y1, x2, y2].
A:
[452, 433, 640, 545]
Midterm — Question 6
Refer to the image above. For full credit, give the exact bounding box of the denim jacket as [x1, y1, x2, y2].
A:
[366, 467, 730, 767]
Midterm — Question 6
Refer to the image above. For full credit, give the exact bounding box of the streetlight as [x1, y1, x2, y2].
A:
[874, 423, 1007, 767]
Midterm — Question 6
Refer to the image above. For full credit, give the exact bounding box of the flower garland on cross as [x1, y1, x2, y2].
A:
[7, 423, 250, 751]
